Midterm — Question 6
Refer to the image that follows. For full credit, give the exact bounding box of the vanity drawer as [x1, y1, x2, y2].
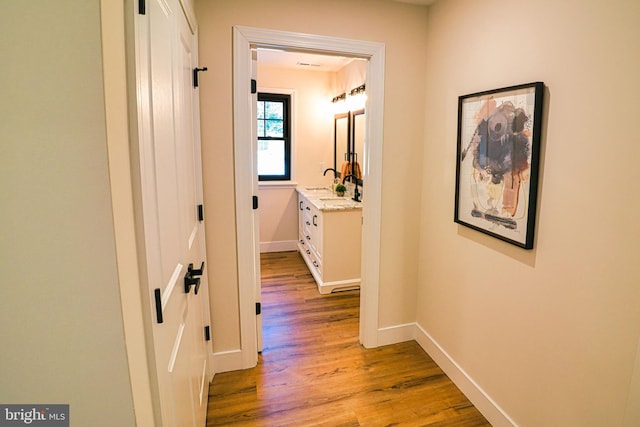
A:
[306, 246, 322, 274]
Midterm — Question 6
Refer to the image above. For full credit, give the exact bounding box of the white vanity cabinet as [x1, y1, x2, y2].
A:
[297, 190, 362, 294]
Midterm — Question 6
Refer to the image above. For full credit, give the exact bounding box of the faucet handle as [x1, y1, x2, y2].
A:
[353, 187, 361, 202]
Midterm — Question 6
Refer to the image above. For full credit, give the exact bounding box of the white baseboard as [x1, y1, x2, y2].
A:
[213, 321, 513, 425]
[377, 323, 416, 347]
[374, 322, 514, 426]
[260, 240, 298, 253]
[412, 323, 516, 427]
[212, 349, 245, 374]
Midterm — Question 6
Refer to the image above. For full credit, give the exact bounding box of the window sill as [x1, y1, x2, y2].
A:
[258, 181, 298, 189]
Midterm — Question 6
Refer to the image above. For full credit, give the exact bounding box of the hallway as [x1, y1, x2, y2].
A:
[206, 251, 489, 426]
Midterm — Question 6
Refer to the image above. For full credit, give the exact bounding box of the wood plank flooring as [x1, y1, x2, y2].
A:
[206, 251, 489, 426]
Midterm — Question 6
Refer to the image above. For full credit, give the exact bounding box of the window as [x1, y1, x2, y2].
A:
[257, 93, 291, 181]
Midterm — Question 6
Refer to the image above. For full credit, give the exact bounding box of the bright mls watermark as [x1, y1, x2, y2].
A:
[0, 405, 68, 426]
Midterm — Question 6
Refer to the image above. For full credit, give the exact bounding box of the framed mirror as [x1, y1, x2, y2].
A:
[334, 113, 350, 177]
[351, 108, 365, 186]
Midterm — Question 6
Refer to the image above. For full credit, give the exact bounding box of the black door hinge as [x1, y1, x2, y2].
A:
[154, 288, 163, 323]
[193, 67, 208, 88]
[255, 302, 261, 315]
[197, 204, 204, 222]
[204, 325, 211, 341]
[252, 195, 258, 210]
[138, 0, 146, 14]
[251, 79, 257, 94]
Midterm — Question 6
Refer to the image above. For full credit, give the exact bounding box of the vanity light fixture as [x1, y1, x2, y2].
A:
[332, 83, 366, 113]
[332, 84, 365, 103]
[332, 92, 347, 103]
[349, 83, 366, 97]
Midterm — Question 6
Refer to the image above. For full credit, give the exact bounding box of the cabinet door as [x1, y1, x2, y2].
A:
[298, 194, 306, 246]
[308, 204, 323, 263]
[298, 194, 312, 259]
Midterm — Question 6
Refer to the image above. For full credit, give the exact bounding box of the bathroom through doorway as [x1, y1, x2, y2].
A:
[232, 26, 385, 368]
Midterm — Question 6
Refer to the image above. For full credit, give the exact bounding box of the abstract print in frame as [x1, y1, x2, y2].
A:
[454, 82, 544, 249]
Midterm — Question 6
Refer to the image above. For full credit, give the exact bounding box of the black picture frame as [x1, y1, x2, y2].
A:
[454, 82, 544, 249]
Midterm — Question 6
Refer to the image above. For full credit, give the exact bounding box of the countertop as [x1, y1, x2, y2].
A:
[296, 187, 362, 211]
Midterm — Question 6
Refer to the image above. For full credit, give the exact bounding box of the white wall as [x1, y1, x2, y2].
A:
[418, 0, 640, 425]
[258, 185, 300, 252]
[335, 59, 367, 98]
[259, 63, 336, 188]
[257, 64, 335, 252]
[0, 1, 136, 425]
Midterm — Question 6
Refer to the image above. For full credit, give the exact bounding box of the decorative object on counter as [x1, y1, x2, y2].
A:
[323, 168, 343, 196]
[454, 82, 544, 249]
[335, 183, 346, 197]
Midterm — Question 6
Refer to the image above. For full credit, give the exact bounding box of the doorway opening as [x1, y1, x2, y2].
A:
[255, 47, 367, 351]
[233, 26, 385, 369]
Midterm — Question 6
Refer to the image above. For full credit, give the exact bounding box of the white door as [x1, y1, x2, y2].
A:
[134, 0, 211, 425]
[251, 47, 263, 352]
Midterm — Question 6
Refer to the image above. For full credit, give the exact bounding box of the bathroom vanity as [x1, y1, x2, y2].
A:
[297, 188, 362, 294]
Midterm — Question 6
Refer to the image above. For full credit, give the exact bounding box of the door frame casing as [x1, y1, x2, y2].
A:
[232, 26, 385, 369]
[101, 0, 157, 425]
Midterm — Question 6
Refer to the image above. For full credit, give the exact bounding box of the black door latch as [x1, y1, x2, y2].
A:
[184, 262, 205, 294]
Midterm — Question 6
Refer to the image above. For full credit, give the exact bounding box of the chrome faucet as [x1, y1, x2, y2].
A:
[342, 174, 361, 202]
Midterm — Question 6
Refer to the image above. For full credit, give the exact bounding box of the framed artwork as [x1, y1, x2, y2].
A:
[454, 82, 544, 249]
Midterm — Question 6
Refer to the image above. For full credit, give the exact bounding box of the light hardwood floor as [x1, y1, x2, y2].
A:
[206, 251, 489, 426]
